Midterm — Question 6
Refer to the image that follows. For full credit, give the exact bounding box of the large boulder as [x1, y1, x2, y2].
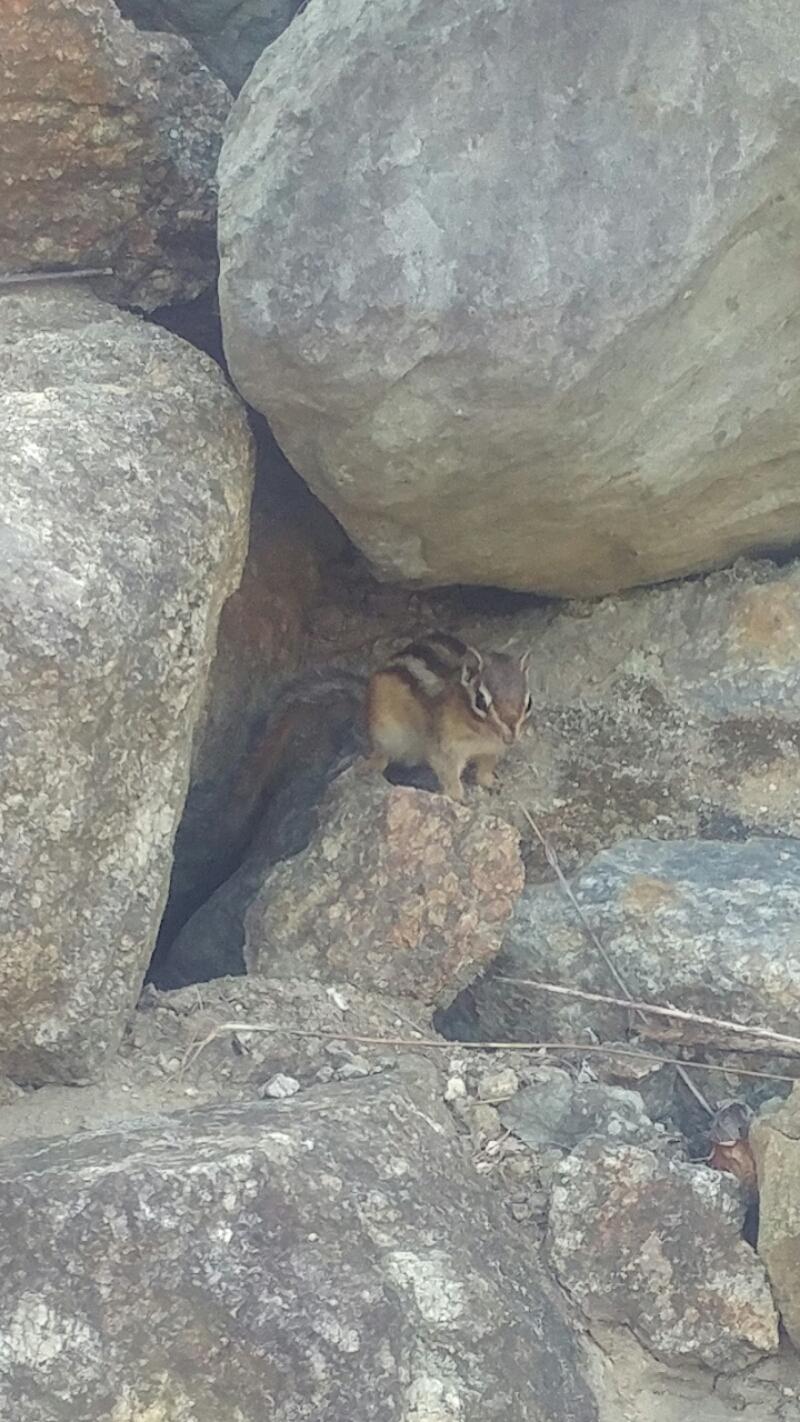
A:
[219, 0, 800, 597]
[2, 0, 229, 309]
[0, 1066, 597, 1421]
[0, 284, 253, 1085]
[458, 837, 800, 1048]
[117, 0, 304, 93]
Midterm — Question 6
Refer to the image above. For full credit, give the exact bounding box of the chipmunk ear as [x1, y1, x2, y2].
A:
[460, 646, 483, 685]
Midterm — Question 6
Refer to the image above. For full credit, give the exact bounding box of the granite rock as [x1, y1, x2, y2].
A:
[245, 772, 524, 1008]
[0, 1065, 597, 1420]
[548, 1139, 778, 1369]
[0, 285, 253, 1083]
[220, 0, 800, 595]
[751, 1087, 800, 1350]
[2, 0, 229, 309]
[463, 837, 800, 1049]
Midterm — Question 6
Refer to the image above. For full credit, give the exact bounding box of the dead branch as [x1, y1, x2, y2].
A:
[497, 976, 800, 1055]
[181, 1020, 798, 1085]
[0, 266, 112, 286]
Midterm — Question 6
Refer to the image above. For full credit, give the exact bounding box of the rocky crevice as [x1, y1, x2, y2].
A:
[3, 1, 800, 1417]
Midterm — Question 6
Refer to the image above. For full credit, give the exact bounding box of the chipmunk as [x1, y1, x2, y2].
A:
[222, 631, 531, 870]
[364, 631, 532, 801]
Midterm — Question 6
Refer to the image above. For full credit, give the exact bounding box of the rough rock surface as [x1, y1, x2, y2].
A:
[0, 1065, 597, 1421]
[219, 0, 800, 596]
[2, 0, 229, 309]
[0, 285, 253, 1084]
[489, 556, 800, 858]
[499, 1069, 658, 1153]
[245, 773, 524, 1006]
[751, 1087, 800, 1350]
[548, 1140, 778, 1370]
[581, 1324, 800, 1422]
[462, 837, 800, 1048]
[118, 0, 304, 93]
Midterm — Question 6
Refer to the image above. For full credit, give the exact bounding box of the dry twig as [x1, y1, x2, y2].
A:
[181, 1020, 797, 1085]
[0, 266, 112, 286]
[497, 977, 800, 1056]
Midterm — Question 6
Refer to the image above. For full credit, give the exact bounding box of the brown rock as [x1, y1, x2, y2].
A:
[751, 1087, 800, 1349]
[548, 1140, 778, 1370]
[244, 773, 524, 1007]
[1, 0, 229, 309]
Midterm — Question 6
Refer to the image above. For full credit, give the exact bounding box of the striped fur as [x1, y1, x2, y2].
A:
[366, 630, 532, 801]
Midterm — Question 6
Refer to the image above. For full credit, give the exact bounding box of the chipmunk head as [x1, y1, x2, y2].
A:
[460, 647, 532, 745]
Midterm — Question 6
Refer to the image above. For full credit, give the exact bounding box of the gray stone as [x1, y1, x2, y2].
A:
[500, 1068, 657, 1152]
[0, 285, 253, 1084]
[118, 0, 304, 93]
[477, 1066, 520, 1102]
[219, 0, 800, 597]
[262, 1071, 300, 1098]
[2, 0, 229, 309]
[0, 1067, 597, 1420]
[465, 838, 800, 1049]
[593, 1051, 677, 1129]
[548, 1140, 778, 1370]
[244, 772, 524, 1008]
[751, 1087, 800, 1350]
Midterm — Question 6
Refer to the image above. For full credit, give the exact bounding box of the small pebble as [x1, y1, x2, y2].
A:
[326, 986, 350, 1011]
[444, 1075, 467, 1102]
[262, 1073, 301, 1099]
[478, 1067, 519, 1102]
[469, 1102, 504, 1141]
[315, 1065, 335, 1084]
[338, 1059, 371, 1079]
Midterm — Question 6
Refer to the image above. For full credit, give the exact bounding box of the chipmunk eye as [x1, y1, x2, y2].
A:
[473, 687, 491, 715]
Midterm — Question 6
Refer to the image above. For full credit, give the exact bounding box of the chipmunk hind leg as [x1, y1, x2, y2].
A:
[364, 670, 429, 772]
